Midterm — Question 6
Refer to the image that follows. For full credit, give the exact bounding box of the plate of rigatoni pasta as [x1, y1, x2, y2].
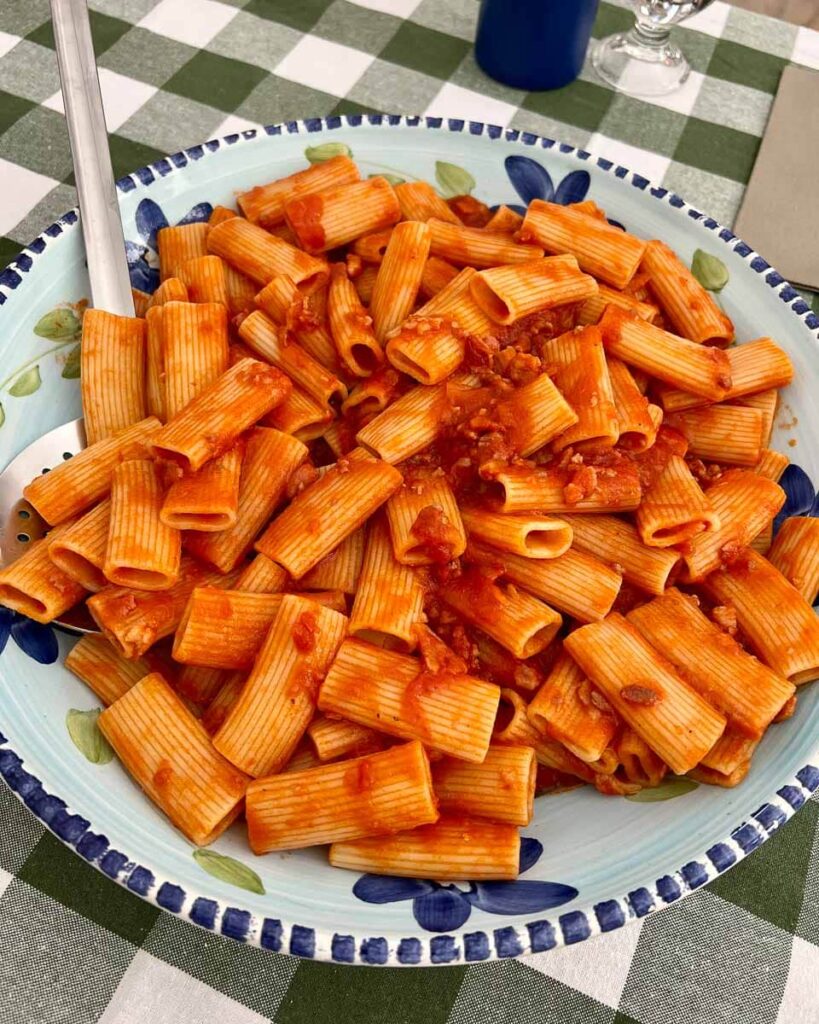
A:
[0, 117, 817, 966]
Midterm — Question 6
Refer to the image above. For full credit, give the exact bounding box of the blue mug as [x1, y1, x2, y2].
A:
[475, 0, 600, 91]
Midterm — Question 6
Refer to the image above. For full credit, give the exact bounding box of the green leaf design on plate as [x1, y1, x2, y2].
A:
[61, 343, 82, 379]
[625, 776, 699, 803]
[435, 160, 475, 198]
[34, 307, 81, 341]
[66, 709, 115, 765]
[9, 365, 41, 397]
[0, 404, 5, 428]
[193, 849, 266, 895]
[305, 142, 352, 164]
[691, 249, 729, 292]
[370, 172, 405, 186]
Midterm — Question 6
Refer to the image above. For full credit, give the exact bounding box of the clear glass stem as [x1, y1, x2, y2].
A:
[629, 20, 672, 49]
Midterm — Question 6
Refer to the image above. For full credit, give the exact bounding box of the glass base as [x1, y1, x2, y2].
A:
[592, 32, 691, 97]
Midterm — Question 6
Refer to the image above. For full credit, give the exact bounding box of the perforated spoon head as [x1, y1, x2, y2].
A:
[0, 417, 95, 633]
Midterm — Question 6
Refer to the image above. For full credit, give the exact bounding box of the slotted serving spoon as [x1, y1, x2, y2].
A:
[0, 0, 134, 632]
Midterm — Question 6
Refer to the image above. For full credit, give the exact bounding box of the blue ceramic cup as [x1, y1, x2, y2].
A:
[475, 0, 601, 91]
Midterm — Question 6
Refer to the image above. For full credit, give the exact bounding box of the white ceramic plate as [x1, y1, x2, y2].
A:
[0, 116, 817, 967]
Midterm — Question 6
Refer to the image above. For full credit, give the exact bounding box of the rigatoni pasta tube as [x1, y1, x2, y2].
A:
[157, 223, 209, 281]
[98, 672, 248, 846]
[247, 740, 437, 853]
[256, 450, 402, 578]
[636, 454, 718, 547]
[23, 418, 161, 526]
[177, 255, 229, 307]
[237, 155, 360, 228]
[564, 614, 726, 775]
[460, 506, 572, 559]
[299, 528, 365, 592]
[615, 728, 666, 789]
[576, 284, 659, 327]
[608, 357, 659, 452]
[737, 389, 778, 447]
[327, 264, 383, 377]
[200, 671, 245, 736]
[185, 427, 307, 573]
[370, 221, 431, 342]
[213, 594, 348, 776]
[703, 548, 819, 684]
[542, 326, 619, 450]
[265, 385, 333, 441]
[417, 266, 494, 336]
[330, 816, 520, 881]
[419, 256, 459, 300]
[680, 469, 785, 581]
[665, 405, 765, 467]
[641, 240, 734, 344]
[349, 515, 424, 651]
[285, 177, 401, 254]
[698, 728, 759, 776]
[145, 307, 166, 421]
[484, 205, 524, 233]
[173, 588, 284, 669]
[208, 217, 328, 289]
[768, 516, 819, 604]
[470, 256, 597, 325]
[160, 441, 243, 532]
[385, 316, 466, 385]
[351, 229, 392, 264]
[520, 200, 646, 289]
[252, 274, 339, 372]
[754, 447, 789, 482]
[175, 664, 226, 707]
[151, 358, 291, 473]
[493, 372, 578, 457]
[491, 461, 642, 514]
[145, 276, 188, 310]
[658, 339, 794, 413]
[0, 527, 86, 623]
[492, 688, 596, 781]
[427, 218, 544, 268]
[559, 514, 679, 594]
[162, 301, 229, 419]
[103, 461, 180, 591]
[394, 181, 460, 224]
[467, 540, 620, 623]
[386, 471, 466, 565]
[318, 639, 500, 762]
[441, 568, 562, 659]
[627, 589, 794, 738]
[233, 554, 288, 594]
[87, 556, 228, 658]
[527, 652, 619, 764]
[306, 715, 386, 761]
[238, 309, 346, 407]
[65, 634, 154, 706]
[600, 306, 732, 401]
[81, 310, 146, 445]
[47, 499, 110, 591]
[432, 745, 535, 825]
[355, 264, 378, 305]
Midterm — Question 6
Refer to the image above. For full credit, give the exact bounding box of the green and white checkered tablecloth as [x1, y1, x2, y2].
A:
[1, 0, 818, 1021]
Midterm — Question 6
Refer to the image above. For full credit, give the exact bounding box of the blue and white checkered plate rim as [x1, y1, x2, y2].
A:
[0, 116, 817, 966]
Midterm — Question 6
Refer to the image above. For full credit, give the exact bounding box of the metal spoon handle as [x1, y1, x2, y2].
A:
[51, 0, 134, 317]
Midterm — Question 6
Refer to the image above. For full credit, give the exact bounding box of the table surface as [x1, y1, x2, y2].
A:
[1, 1, 819, 1022]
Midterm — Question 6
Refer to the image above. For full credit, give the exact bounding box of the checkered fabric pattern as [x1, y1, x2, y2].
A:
[1, 0, 819, 1020]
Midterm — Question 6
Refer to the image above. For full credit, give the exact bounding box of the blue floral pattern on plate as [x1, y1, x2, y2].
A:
[0, 607, 57, 664]
[353, 837, 578, 932]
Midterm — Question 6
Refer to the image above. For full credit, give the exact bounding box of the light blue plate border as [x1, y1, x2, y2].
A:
[0, 114, 818, 966]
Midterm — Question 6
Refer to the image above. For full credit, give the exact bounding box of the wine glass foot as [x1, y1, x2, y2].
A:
[592, 32, 691, 96]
